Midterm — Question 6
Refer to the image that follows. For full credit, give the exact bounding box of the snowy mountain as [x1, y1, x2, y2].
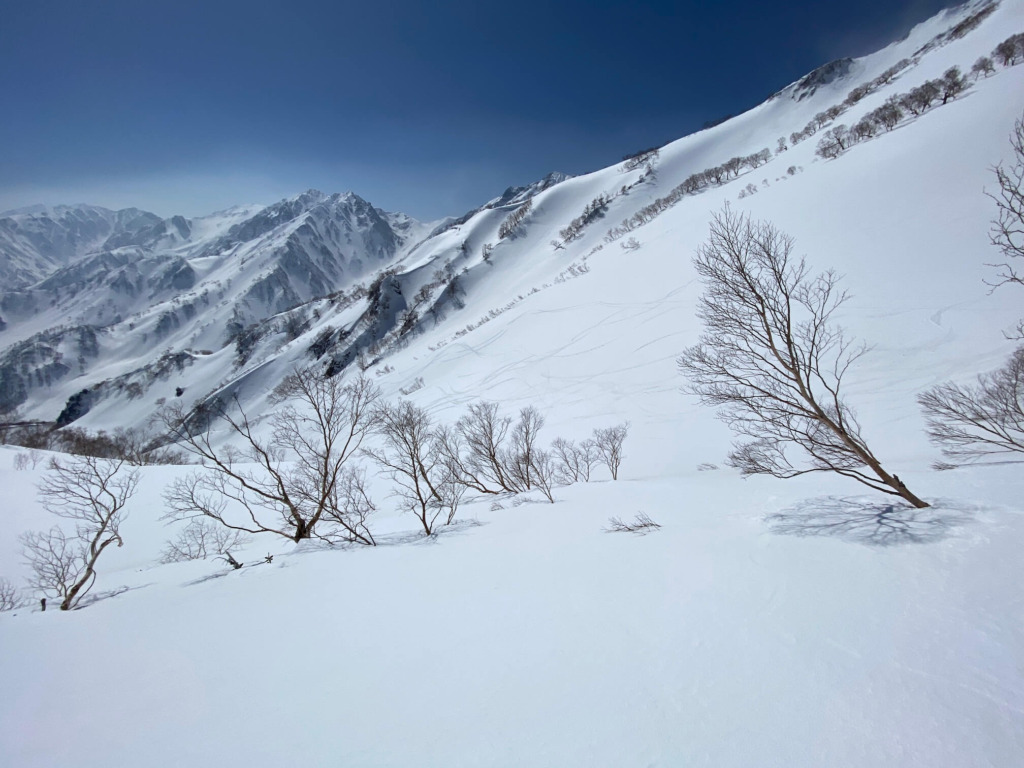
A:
[0, 190, 436, 416]
[0, 204, 163, 289]
[2, 1, 1024, 766]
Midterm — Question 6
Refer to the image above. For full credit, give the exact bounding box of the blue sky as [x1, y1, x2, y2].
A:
[0, 0, 953, 221]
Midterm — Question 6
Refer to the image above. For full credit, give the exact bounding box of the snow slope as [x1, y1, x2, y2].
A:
[1, 1, 1023, 766]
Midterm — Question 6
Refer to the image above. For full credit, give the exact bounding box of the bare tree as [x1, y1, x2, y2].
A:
[364, 401, 462, 535]
[993, 34, 1024, 67]
[988, 111, 1024, 338]
[939, 66, 968, 104]
[918, 347, 1024, 463]
[449, 402, 517, 493]
[551, 436, 598, 483]
[529, 449, 558, 503]
[161, 370, 380, 543]
[22, 456, 139, 610]
[504, 406, 545, 491]
[593, 423, 629, 480]
[677, 207, 929, 507]
[435, 424, 496, 495]
[0, 577, 24, 611]
[321, 465, 379, 545]
[872, 98, 904, 131]
[160, 519, 252, 563]
[852, 116, 879, 142]
[815, 125, 851, 160]
[972, 56, 995, 79]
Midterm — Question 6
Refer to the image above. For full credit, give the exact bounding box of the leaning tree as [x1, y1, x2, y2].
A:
[678, 206, 929, 507]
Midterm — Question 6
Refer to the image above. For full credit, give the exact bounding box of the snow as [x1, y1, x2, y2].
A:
[2, 1, 1024, 765]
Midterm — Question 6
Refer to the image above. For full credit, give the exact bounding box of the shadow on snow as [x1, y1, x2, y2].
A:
[765, 496, 973, 546]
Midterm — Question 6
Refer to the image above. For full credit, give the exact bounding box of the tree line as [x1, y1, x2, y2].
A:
[2, 376, 629, 611]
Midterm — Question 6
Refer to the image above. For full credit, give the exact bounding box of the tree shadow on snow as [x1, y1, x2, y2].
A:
[77, 583, 150, 608]
[765, 496, 973, 546]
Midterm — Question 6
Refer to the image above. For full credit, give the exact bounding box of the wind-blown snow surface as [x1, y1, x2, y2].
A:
[2, 1, 1024, 765]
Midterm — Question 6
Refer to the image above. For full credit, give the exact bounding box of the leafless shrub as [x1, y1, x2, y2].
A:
[560, 194, 611, 243]
[0, 577, 24, 611]
[939, 66, 968, 104]
[623, 147, 659, 170]
[504, 406, 545, 491]
[852, 116, 879, 141]
[529, 449, 557, 503]
[677, 206, 929, 507]
[605, 512, 661, 534]
[696, 462, 719, 471]
[21, 456, 139, 610]
[364, 401, 463, 535]
[744, 148, 772, 168]
[993, 33, 1024, 67]
[621, 237, 642, 251]
[872, 97, 904, 131]
[918, 347, 1024, 462]
[498, 199, 533, 240]
[593, 422, 629, 480]
[443, 402, 517, 493]
[161, 519, 252, 563]
[321, 465, 379, 544]
[972, 56, 995, 78]
[988, 111, 1024, 338]
[900, 81, 941, 116]
[815, 125, 851, 159]
[551, 436, 598, 483]
[161, 370, 380, 543]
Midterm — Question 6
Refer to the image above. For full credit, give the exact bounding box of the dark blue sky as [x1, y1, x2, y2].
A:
[0, 0, 953, 221]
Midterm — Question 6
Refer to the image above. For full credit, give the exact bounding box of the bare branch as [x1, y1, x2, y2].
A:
[605, 512, 661, 534]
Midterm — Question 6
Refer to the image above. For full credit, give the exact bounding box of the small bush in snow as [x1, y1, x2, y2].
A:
[593, 422, 629, 480]
[0, 577, 24, 611]
[605, 512, 661, 534]
[161, 519, 252, 564]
